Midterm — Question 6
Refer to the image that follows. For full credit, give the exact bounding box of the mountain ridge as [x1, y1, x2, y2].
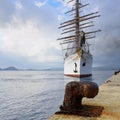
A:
[0, 66, 18, 71]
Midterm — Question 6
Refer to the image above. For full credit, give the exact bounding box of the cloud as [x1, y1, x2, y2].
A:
[0, 0, 15, 27]
[0, 0, 120, 69]
[0, 0, 63, 68]
[0, 16, 61, 62]
[15, 1, 23, 10]
[34, 0, 47, 8]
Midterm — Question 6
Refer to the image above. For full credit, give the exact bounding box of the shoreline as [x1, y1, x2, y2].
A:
[49, 73, 120, 120]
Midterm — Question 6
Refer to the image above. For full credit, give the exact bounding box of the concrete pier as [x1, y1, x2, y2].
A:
[49, 73, 120, 120]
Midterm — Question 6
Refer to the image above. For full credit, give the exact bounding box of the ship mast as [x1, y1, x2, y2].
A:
[75, 0, 80, 50]
[57, 0, 101, 54]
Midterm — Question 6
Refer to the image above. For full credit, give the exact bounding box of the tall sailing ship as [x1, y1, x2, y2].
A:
[58, 0, 101, 78]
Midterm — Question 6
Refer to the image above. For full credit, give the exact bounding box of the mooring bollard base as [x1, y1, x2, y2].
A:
[55, 105, 104, 117]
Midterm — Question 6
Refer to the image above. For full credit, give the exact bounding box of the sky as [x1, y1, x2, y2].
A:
[0, 0, 120, 69]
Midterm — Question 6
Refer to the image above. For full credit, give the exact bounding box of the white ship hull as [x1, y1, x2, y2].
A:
[64, 52, 93, 78]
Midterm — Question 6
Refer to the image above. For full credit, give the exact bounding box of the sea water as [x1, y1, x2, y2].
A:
[0, 69, 114, 120]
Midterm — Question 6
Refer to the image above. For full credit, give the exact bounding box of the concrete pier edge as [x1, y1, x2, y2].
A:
[49, 73, 120, 120]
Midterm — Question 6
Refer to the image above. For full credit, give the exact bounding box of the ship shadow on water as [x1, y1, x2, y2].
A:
[64, 76, 93, 84]
[80, 76, 93, 82]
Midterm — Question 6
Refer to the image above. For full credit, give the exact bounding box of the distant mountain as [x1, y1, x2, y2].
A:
[0, 66, 18, 71]
[0, 66, 63, 71]
[93, 66, 119, 71]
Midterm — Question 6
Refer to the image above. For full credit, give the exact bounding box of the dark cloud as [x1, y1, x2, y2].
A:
[0, 0, 15, 26]
[91, 0, 120, 67]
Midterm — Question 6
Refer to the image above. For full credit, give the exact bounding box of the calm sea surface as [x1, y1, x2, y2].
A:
[0, 69, 114, 120]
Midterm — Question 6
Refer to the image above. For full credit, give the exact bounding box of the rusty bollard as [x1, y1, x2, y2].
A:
[60, 81, 99, 112]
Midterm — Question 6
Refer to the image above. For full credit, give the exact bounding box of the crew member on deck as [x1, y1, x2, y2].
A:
[81, 31, 86, 46]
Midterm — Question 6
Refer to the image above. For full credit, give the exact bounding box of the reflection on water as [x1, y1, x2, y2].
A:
[64, 70, 114, 86]
[0, 70, 114, 120]
[64, 75, 93, 85]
